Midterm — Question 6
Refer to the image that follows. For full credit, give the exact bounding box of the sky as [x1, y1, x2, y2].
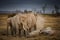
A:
[0, 0, 60, 13]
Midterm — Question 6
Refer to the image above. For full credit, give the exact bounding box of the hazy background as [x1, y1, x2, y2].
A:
[0, 0, 60, 13]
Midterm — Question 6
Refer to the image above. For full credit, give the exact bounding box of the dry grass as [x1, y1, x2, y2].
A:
[0, 14, 60, 40]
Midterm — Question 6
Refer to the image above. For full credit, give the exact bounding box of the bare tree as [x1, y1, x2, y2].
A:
[24, 10, 28, 13]
[54, 5, 59, 14]
[32, 8, 37, 14]
[52, 10, 55, 14]
[16, 10, 20, 13]
[42, 4, 47, 14]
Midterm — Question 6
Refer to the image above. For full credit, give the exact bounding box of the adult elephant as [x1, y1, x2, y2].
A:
[7, 17, 16, 36]
[7, 14, 20, 36]
[18, 13, 36, 36]
[7, 13, 36, 37]
[28, 15, 46, 37]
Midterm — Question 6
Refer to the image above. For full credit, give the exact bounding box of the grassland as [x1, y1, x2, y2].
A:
[0, 14, 60, 40]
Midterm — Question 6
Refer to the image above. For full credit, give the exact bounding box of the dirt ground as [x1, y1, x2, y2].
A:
[0, 29, 60, 40]
[0, 34, 60, 40]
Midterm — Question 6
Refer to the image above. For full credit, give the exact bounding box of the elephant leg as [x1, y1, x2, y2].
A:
[25, 29, 29, 37]
[29, 28, 31, 32]
[21, 29, 24, 36]
[11, 28, 13, 36]
[29, 25, 36, 33]
[14, 28, 16, 37]
[19, 29, 21, 37]
[24, 30, 27, 36]
[34, 24, 36, 30]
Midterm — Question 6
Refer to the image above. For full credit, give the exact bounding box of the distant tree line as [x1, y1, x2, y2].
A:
[14, 4, 60, 14]
[42, 4, 60, 14]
